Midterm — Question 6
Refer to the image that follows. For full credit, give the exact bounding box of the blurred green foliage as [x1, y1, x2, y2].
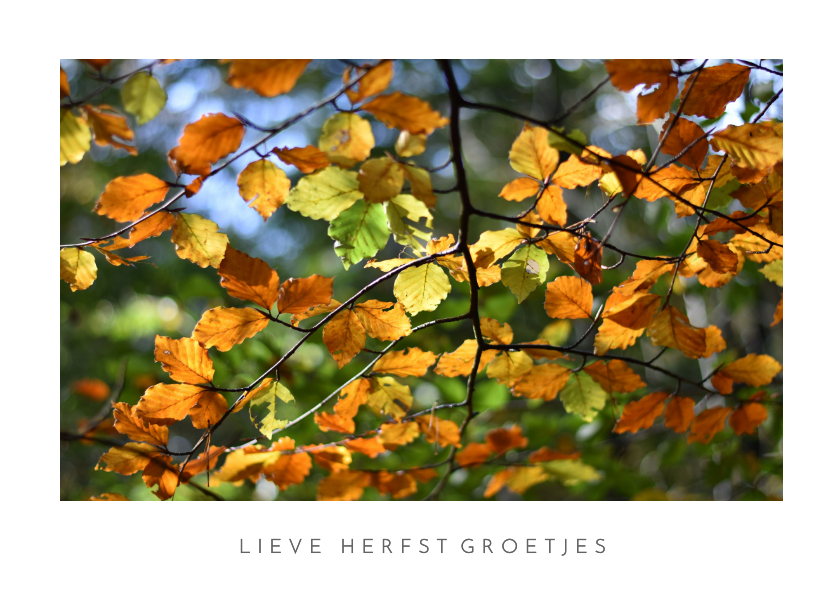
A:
[60, 59, 783, 501]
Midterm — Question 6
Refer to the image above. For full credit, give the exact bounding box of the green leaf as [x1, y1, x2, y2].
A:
[248, 380, 295, 440]
[560, 371, 607, 422]
[385, 194, 433, 251]
[328, 200, 389, 269]
[541, 459, 601, 486]
[286, 166, 363, 221]
[548, 128, 587, 156]
[120, 73, 167, 125]
[706, 176, 740, 211]
[759, 259, 783, 287]
[394, 262, 451, 315]
[501, 245, 548, 303]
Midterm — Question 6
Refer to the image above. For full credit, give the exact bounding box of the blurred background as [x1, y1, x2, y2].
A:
[60, 59, 783, 501]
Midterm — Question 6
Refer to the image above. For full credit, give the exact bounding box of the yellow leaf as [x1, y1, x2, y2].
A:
[380, 421, 420, 449]
[486, 350, 534, 386]
[227, 59, 311, 97]
[94, 174, 170, 223]
[711, 122, 783, 170]
[318, 113, 374, 168]
[647, 306, 707, 359]
[323, 309, 366, 369]
[154, 335, 215, 384]
[544, 276, 593, 320]
[317, 470, 370, 501]
[286, 166, 363, 221]
[168, 113, 245, 176]
[355, 300, 412, 341]
[361, 92, 449, 135]
[344, 60, 393, 103]
[509, 123, 559, 181]
[395, 130, 426, 157]
[60, 108, 91, 166]
[60, 247, 97, 291]
[366, 376, 413, 420]
[536, 185, 567, 226]
[394, 262, 451, 316]
[192, 307, 270, 351]
[434, 340, 495, 377]
[594, 319, 645, 355]
[358, 157, 405, 203]
[373, 347, 437, 377]
[720, 354, 782, 387]
[480, 317, 514, 345]
[171, 213, 229, 269]
[237, 159, 290, 220]
[538, 231, 578, 264]
[583, 360, 646, 394]
[218, 245, 280, 310]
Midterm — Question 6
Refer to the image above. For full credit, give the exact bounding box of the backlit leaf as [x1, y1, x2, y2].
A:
[60, 248, 97, 291]
[60, 108, 91, 166]
[501, 245, 548, 303]
[560, 371, 607, 422]
[680, 63, 751, 119]
[509, 123, 559, 181]
[168, 113, 245, 176]
[154, 335, 214, 384]
[711, 122, 783, 170]
[511, 363, 571, 400]
[605, 59, 673, 91]
[355, 300, 411, 341]
[614, 392, 669, 433]
[366, 376, 413, 420]
[286, 166, 363, 221]
[373, 347, 437, 377]
[226, 59, 311, 97]
[544, 276, 593, 320]
[729, 403, 768, 435]
[647, 306, 707, 359]
[113, 402, 169, 447]
[361, 92, 449, 135]
[171, 213, 229, 268]
[687, 407, 732, 444]
[276, 274, 334, 314]
[218, 245, 280, 310]
[323, 309, 366, 369]
[584, 360, 646, 394]
[245, 378, 295, 440]
[192, 307, 269, 351]
[318, 113, 374, 168]
[121, 72, 167, 124]
[237, 159, 290, 221]
[95, 174, 170, 223]
[434, 340, 494, 377]
[135, 383, 212, 425]
[664, 397, 696, 433]
[394, 262, 451, 315]
[328, 200, 389, 269]
[358, 157, 404, 203]
[636, 76, 678, 124]
[271, 145, 330, 174]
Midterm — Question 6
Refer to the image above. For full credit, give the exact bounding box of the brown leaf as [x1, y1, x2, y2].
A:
[486, 425, 528, 455]
[647, 306, 707, 359]
[680, 63, 750, 119]
[602, 293, 661, 330]
[636, 76, 678, 124]
[168, 113, 245, 176]
[687, 407, 732, 444]
[323, 309, 366, 369]
[605, 59, 673, 91]
[263, 452, 312, 490]
[573, 234, 602, 285]
[729, 403, 768, 436]
[218, 245, 280, 310]
[659, 113, 709, 171]
[771, 294, 783, 327]
[614, 392, 669, 433]
[664, 396, 695, 433]
[584, 361, 646, 394]
[226, 59, 311, 97]
[127, 211, 176, 247]
[697, 239, 739, 274]
[60, 68, 70, 98]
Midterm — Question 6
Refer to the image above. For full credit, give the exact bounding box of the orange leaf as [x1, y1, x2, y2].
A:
[314, 412, 355, 434]
[687, 407, 732, 444]
[309, 446, 352, 473]
[226, 59, 311, 97]
[82, 105, 137, 155]
[237, 159, 290, 220]
[729, 403, 768, 435]
[323, 309, 366, 369]
[94, 174, 170, 223]
[529, 447, 580, 463]
[218, 245, 280, 310]
[455, 443, 491, 467]
[602, 292, 661, 330]
[271, 145, 330, 174]
[636, 76, 678, 124]
[573, 234, 602, 285]
[536, 185, 567, 226]
[191, 307, 270, 351]
[499, 177, 540, 202]
[113, 402, 169, 447]
[154, 335, 215, 384]
[480, 317, 514, 344]
[713, 354, 782, 394]
[355, 300, 412, 341]
[335, 378, 370, 419]
[263, 452, 312, 490]
[771, 294, 783, 327]
[134, 383, 214, 425]
[545, 276, 593, 320]
[584, 361, 646, 394]
[276, 274, 334, 314]
[647, 306, 707, 359]
[416, 415, 461, 448]
[511, 363, 571, 400]
[127, 211, 176, 247]
[188, 391, 227, 429]
[486, 424, 528, 455]
[379, 421, 420, 449]
[71, 378, 110, 401]
[168, 113, 245, 176]
[60, 68, 70, 98]
[370, 471, 417, 499]
[614, 392, 669, 433]
[680, 63, 751, 119]
[361, 92, 449, 135]
[345, 436, 386, 458]
[317, 470, 370, 501]
[373, 347, 437, 377]
[664, 396, 695, 433]
[605, 59, 673, 91]
[552, 154, 602, 189]
[434, 340, 494, 377]
[659, 114, 709, 171]
[344, 61, 394, 104]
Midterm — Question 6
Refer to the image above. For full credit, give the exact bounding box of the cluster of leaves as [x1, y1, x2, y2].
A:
[60, 59, 782, 501]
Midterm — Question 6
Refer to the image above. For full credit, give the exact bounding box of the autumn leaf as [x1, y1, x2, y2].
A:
[552, 154, 602, 189]
[60, 68, 70, 98]
[346, 437, 386, 458]
[60, 248, 97, 291]
[573, 235, 602, 285]
[511, 363, 571, 400]
[529, 447, 580, 463]
[286, 166, 363, 221]
[323, 309, 366, 369]
[434, 340, 494, 377]
[60, 108, 91, 166]
[379, 421, 420, 449]
[395, 131, 427, 158]
[711, 122, 784, 170]
[536, 185, 567, 226]
[318, 113, 375, 168]
[602, 292, 661, 329]
[218, 245, 280, 310]
[113, 402, 169, 447]
[500, 177, 541, 202]
[126, 211, 176, 247]
[96, 442, 161, 476]
[354, 300, 411, 341]
[509, 123, 559, 181]
[416, 415, 461, 448]
[135, 383, 213, 425]
[314, 412, 355, 434]
[456, 443, 492, 467]
[544, 276, 593, 320]
[541, 459, 601, 486]
[226, 59, 311, 97]
[366, 376, 413, 420]
[486, 350, 534, 386]
[242, 378, 295, 439]
[394, 262, 451, 315]
[470, 228, 524, 265]
[636, 76, 678, 124]
[480, 317, 514, 345]
[121, 72, 167, 125]
[712, 354, 782, 394]
[664, 397, 696, 433]
[71, 378, 110, 401]
[614, 392, 669, 433]
[276, 274, 334, 315]
[358, 157, 405, 203]
[687, 407, 732, 444]
[344, 60, 393, 103]
[584, 360, 646, 394]
[486, 425, 528, 455]
[237, 159, 290, 220]
[191, 307, 270, 351]
[168, 113, 245, 176]
[605, 59, 673, 91]
[772, 294, 783, 327]
[94, 174, 170, 223]
[659, 114, 709, 171]
[560, 371, 607, 422]
[501, 245, 549, 303]
[171, 213, 229, 269]
[361, 92, 449, 135]
[188, 391, 227, 429]
[271, 145, 330, 174]
[335, 378, 370, 419]
[679, 63, 751, 119]
[154, 335, 215, 384]
[729, 403, 768, 435]
[647, 306, 707, 359]
[82, 105, 137, 155]
[90, 493, 129, 501]
[373, 348, 437, 377]
[317, 470, 370, 501]
[263, 452, 312, 490]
